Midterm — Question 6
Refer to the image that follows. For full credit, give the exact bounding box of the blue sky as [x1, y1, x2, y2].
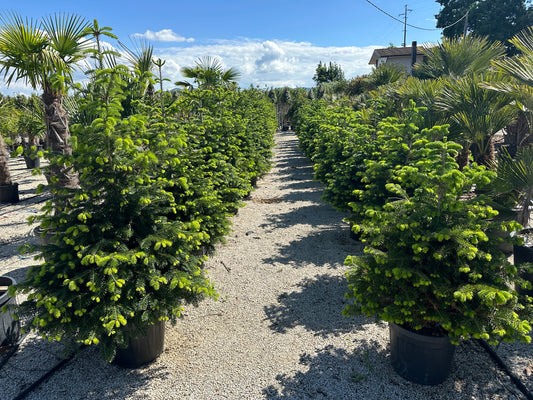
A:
[1, 0, 444, 94]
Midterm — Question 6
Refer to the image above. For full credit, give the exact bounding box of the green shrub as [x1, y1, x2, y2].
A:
[344, 125, 531, 344]
[14, 68, 217, 362]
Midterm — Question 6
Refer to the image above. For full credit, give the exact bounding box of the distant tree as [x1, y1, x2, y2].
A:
[313, 61, 345, 84]
[267, 88, 277, 103]
[435, 0, 533, 53]
[346, 75, 372, 97]
[280, 87, 291, 104]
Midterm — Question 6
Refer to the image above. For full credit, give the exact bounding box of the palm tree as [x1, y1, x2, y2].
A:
[436, 72, 517, 167]
[0, 12, 90, 189]
[0, 98, 17, 186]
[153, 58, 170, 122]
[14, 94, 46, 166]
[118, 39, 156, 115]
[396, 77, 446, 130]
[482, 27, 533, 150]
[493, 146, 533, 227]
[367, 63, 407, 89]
[413, 35, 506, 80]
[178, 56, 240, 89]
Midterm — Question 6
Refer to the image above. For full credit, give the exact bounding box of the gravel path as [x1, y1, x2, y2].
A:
[0, 131, 532, 399]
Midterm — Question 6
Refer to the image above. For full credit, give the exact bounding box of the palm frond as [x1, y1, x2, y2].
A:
[118, 38, 154, 75]
[0, 11, 48, 88]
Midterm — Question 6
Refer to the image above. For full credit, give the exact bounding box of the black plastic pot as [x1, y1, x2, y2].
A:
[513, 231, 533, 296]
[389, 323, 455, 385]
[0, 276, 20, 346]
[0, 183, 19, 204]
[514, 242, 533, 265]
[114, 321, 165, 368]
[23, 155, 40, 169]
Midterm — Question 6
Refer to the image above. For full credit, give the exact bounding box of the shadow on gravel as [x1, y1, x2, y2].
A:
[1, 265, 32, 286]
[277, 179, 321, 193]
[259, 204, 347, 231]
[275, 164, 316, 183]
[264, 274, 357, 337]
[261, 224, 359, 269]
[495, 340, 533, 394]
[0, 338, 169, 400]
[262, 339, 522, 400]
[262, 340, 387, 400]
[0, 230, 36, 260]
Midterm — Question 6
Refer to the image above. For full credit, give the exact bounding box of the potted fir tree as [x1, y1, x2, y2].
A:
[344, 126, 532, 385]
[12, 68, 217, 366]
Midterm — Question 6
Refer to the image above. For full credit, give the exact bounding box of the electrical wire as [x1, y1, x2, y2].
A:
[363, 0, 472, 31]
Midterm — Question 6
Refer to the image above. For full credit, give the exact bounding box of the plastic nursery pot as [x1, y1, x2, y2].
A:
[0, 276, 21, 346]
[0, 183, 19, 204]
[32, 226, 56, 246]
[389, 322, 456, 386]
[23, 155, 40, 169]
[114, 321, 166, 368]
[514, 228, 533, 264]
[513, 228, 533, 296]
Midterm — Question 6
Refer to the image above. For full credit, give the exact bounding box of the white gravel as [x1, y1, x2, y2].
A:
[0, 131, 532, 399]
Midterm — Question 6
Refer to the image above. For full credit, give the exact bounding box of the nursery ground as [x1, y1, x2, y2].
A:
[0, 131, 532, 399]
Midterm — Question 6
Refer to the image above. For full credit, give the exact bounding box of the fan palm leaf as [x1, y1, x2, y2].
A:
[414, 35, 505, 80]
[436, 72, 517, 166]
[494, 146, 533, 226]
[180, 56, 240, 89]
[0, 11, 89, 189]
[484, 27, 533, 150]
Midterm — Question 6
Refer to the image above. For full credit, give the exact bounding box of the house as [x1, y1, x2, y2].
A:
[368, 41, 426, 73]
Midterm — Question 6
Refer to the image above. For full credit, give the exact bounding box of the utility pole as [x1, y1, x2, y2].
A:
[399, 4, 413, 47]
[463, 9, 469, 37]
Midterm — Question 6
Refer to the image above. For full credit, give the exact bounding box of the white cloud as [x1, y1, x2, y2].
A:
[156, 39, 380, 89]
[132, 29, 194, 43]
[0, 38, 381, 94]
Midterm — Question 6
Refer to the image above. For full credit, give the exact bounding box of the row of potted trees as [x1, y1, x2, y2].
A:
[294, 98, 533, 384]
[9, 67, 277, 365]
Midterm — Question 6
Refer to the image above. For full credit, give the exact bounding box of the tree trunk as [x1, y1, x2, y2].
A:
[472, 137, 495, 167]
[42, 87, 79, 190]
[0, 134, 13, 186]
[456, 145, 470, 170]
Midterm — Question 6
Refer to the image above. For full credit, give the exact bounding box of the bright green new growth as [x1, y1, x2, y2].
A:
[294, 100, 532, 345]
[343, 108, 531, 344]
[14, 65, 277, 362]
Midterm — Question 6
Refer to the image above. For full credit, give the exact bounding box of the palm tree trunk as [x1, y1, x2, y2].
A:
[0, 134, 13, 186]
[456, 146, 470, 170]
[42, 87, 79, 190]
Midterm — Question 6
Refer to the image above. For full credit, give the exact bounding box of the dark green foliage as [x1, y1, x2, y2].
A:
[436, 0, 533, 54]
[313, 61, 345, 84]
[14, 68, 215, 361]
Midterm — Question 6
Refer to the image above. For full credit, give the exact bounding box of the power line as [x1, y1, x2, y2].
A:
[363, 0, 472, 32]
[364, 0, 436, 31]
